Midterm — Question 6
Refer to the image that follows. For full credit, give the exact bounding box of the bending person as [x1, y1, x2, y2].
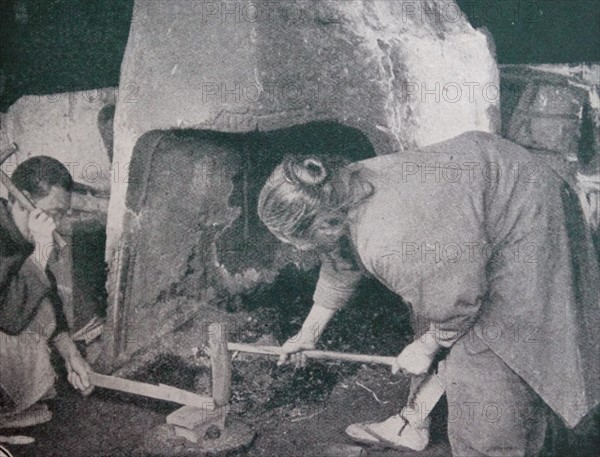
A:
[257, 131, 600, 457]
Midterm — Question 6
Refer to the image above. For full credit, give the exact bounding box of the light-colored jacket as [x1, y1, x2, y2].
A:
[313, 131, 600, 428]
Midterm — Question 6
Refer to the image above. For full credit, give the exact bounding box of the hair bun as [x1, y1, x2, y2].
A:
[283, 157, 328, 186]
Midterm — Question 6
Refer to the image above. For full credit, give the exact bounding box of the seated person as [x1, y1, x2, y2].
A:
[1, 156, 92, 428]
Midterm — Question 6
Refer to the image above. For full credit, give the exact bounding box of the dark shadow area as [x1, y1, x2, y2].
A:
[3, 1, 599, 110]
[97, 103, 116, 163]
[71, 216, 108, 328]
[499, 78, 525, 138]
[578, 101, 599, 172]
[237, 265, 414, 411]
[217, 121, 376, 274]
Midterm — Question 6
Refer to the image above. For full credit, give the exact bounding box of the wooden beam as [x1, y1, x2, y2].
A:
[89, 372, 214, 409]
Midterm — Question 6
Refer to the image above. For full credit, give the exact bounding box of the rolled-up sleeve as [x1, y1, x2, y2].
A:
[313, 254, 363, 310]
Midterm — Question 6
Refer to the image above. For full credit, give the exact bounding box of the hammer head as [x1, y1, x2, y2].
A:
[167, 405, 228, 444]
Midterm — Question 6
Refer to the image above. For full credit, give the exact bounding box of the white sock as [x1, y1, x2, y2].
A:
[365, 414, 430, 451]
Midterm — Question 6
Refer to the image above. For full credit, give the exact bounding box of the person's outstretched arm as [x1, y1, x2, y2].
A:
[278, 250, 363, 367]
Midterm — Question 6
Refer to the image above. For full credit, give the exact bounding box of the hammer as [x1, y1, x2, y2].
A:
[0, 143, 67, 249]
[201, 325, 442, 426]
[168, 323, 444, 446]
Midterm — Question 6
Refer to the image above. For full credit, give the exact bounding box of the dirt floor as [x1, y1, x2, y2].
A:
[2, 272, 598, 456]
[2, 354, 598, 457]
[2, 363, 452, 457]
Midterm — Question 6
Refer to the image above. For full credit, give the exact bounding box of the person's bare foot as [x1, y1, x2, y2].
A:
[0, 403, 52, 429]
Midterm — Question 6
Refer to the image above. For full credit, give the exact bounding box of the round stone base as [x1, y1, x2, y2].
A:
[136, 420, 256, 456]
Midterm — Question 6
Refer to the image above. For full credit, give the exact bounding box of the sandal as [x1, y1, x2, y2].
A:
[0, 403, 52, 429]
[345, 415, 429, 452]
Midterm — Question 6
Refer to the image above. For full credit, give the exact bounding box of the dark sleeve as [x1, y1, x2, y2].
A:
[0, 250, 53, 335]
[45, 268, 70, 339]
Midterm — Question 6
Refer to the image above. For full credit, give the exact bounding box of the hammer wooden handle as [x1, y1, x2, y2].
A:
[0, 143, 18, 163]
[0, 168, 67, 249]
[89, 372, 215, 409]
[227, 342, 397, 366]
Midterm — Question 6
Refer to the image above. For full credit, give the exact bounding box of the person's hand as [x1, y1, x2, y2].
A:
[277, 332, 317, 368]
[391, 340, 438, 376]
[54, 334, 94, 395]
[576, 172, 600, 230]
[65, 351, 94, 396]
[28, 209, 56, 269]
[28, 209, 56, 245]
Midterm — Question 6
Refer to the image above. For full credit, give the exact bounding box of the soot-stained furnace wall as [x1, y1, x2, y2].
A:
[99, 123, 375, 368]
[98, 0, 500, 370]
